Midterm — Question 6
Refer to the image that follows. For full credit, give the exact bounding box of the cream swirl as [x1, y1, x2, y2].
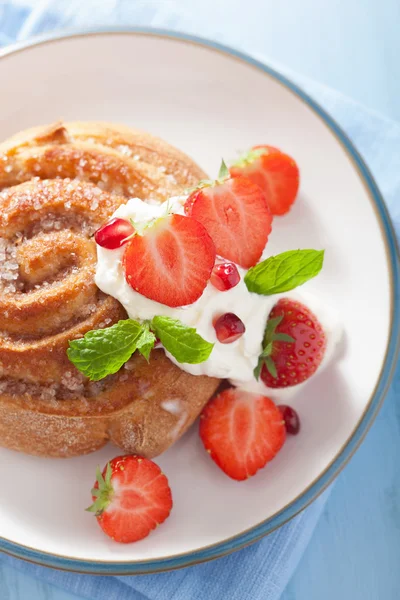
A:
[95, 197, 342, 398]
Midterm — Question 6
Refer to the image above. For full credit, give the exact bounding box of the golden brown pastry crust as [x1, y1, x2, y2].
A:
[0, 122, 219, 458]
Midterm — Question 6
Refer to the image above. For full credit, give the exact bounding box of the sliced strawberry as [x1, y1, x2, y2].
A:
[230, 145, 300, 216]
[185, 175, 271, 269]
[123, 214, 215, 307]
[199, 388, 286, 481]
[88, 455, 172, 543]
[259, 298, 326, 388]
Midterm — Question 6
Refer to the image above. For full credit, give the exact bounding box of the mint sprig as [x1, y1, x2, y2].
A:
[152, 316, 214, 364]
[67, 316, 214, 380]
[67, 319, 153, 381]
[136, 323, 157, 362]
[245, 249, 324, 296]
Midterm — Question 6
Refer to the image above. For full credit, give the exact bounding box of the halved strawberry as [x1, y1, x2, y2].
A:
[230, 145, 299, 216]
[199, 388, 286, 481]
[123, 214, 215, 307]
[87, 455, 173, 543]
[185, 168, 272, 269]
[258, 298, 326, 388]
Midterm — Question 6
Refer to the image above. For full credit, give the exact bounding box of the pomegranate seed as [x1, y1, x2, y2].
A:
[278, 405, 300, 435]
[94, 218, 134, 249]
[214, 313, 245, 344]
[210, 261, 240, 291]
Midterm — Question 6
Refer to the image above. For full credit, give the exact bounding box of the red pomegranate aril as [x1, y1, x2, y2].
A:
[214, 313, 245, 344]
[210, 261, 241, 291]
[95, 218, 135, 250]
[278, 405, 300, 435]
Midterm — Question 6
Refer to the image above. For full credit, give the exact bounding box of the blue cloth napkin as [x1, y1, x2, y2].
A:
[1, 2, 400, 600]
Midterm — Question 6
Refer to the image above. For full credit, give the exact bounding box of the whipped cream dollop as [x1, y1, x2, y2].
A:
[95, 197, 341, 399]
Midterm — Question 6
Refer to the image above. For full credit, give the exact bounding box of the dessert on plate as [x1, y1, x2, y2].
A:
[0, 121, 341, 543]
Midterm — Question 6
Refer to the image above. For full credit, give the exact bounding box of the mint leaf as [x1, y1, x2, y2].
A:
[67, 319, 150, 381]
[137, 326, 157, 362]
[245, 249, 324, 296]
[151, 316, 214, 364]
[68, 315, 212, 378]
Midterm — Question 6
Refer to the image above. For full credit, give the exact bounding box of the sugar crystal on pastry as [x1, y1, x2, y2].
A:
[0, 121, 219, 458]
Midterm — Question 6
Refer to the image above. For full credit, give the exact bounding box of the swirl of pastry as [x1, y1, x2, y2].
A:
[0, 122, 218, 458]
[0, 121, 205, 200]
[0, 178, 126, 385]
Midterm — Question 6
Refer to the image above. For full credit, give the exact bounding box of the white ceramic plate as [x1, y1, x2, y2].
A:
[0, 29, 398, 574]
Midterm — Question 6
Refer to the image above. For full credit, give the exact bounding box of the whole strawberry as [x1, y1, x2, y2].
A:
[87, 455, 172, 543]
[258, 298, 326, 388]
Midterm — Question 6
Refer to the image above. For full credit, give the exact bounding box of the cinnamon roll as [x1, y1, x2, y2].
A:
[0, 122, 219, 458]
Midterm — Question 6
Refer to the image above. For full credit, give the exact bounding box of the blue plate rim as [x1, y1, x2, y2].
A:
[0, 26, 399, 575]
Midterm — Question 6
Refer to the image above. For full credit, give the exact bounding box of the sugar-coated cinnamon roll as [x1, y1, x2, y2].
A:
[0, 122, 219, 458]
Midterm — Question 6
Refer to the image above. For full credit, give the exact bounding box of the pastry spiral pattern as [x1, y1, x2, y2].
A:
[0, 122, 217, 458]
[0, 177, 126, 392]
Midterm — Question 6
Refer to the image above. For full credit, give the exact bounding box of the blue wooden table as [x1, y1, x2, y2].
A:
[1, 1, 399, 598]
